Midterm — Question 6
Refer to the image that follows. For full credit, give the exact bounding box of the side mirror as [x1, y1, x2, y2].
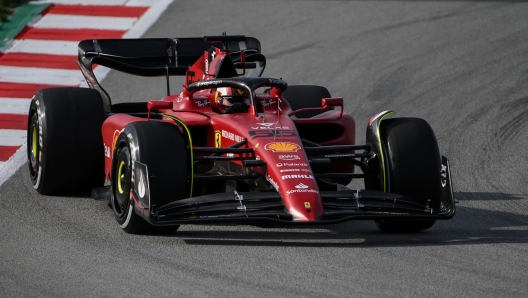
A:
[289, 97, 344, 119]
[147, 100, 173, 120]
[322, 97, 343, 119]
[148, 100, 173, 110]
[322, 97, 343, 107]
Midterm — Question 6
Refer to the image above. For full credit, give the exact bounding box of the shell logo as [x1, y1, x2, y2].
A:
[264, 142, 301, 152]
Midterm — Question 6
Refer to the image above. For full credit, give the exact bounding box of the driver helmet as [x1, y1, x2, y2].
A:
[213, 87, 250, 114]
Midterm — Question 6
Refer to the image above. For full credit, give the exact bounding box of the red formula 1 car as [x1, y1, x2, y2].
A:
[27, 35, 455, 234]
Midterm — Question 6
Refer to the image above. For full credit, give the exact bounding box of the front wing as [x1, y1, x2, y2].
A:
[131, 157, 455, 226]
[94, 144, 455, 226]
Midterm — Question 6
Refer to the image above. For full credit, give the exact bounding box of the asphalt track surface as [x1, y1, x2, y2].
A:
[2, 1, 528, 297]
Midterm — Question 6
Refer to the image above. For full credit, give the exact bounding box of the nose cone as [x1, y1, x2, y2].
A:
[245, 118, 324, 221]
[269, 166, 324, 221]
[284, 186, 323, 221]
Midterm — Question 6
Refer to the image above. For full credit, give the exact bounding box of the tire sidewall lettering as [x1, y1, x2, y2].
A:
[32, 97, 44, 190]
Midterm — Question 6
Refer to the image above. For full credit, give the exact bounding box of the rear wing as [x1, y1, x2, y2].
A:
[77, 36, 261, 111]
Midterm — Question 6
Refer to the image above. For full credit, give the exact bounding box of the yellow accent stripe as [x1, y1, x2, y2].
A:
[163, 114, 194, 198]
[377, 111, 395, 192]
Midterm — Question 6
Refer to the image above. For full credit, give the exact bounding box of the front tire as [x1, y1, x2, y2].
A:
[374, 117, 441, 233]
[112, 121, 188, 234]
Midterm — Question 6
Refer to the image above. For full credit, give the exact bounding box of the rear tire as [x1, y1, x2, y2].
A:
[112, 121, 188, 234]
[27, 88, 105, 195]
[374, 118, 441, 233]
[282, 85, 333, 118]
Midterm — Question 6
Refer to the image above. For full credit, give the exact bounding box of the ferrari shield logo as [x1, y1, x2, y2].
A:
[215, 130, 221, 148]
[304, 202, 311, 208]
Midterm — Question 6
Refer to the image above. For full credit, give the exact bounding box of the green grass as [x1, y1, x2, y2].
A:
[0, 0, 30, 23]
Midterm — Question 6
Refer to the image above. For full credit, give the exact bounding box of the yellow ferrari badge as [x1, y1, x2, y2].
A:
[215, 130, 221, 148]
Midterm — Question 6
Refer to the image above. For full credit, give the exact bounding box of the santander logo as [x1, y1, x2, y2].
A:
[295, 183, 309, 189]
[285, 183, 318, 195]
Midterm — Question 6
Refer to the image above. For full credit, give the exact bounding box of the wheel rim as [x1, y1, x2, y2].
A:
[114, 146, 131, 217]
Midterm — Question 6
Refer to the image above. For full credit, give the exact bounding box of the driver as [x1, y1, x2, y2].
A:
[212, 88, 250, 114]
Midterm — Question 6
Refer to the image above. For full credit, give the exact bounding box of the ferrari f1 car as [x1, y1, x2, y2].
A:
[27, 35, 455, 234]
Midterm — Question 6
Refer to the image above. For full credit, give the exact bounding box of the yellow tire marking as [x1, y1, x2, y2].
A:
[117, 161, 126, 194]
[32, 127, 37, 158]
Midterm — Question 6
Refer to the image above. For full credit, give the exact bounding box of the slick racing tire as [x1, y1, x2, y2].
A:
[282, 85, 333, 118]
[27, 88, 105, 195]
[374, 117, 442, 233]
[112, 121, 188, 235]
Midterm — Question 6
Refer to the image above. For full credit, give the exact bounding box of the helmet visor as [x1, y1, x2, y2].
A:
[222, 97, 250, 107]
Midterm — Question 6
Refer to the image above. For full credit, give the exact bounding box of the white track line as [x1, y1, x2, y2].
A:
[34, 15, 137, 31]
[0, 66, 83, 85]
[86, 0, 174, 87]
[124, 0, 173, 38]
[0, 98, 31, 115]
[8, 39, 78, 56]
[0, 145, 26, 187]
[0, 130, 27, 146]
